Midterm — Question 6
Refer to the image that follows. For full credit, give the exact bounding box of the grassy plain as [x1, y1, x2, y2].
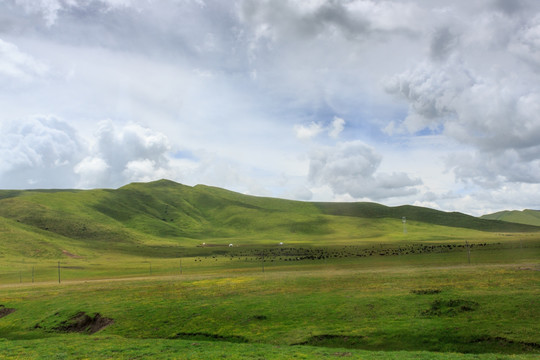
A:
[1, 240, 539, 359]
[1, 180, 539, 358]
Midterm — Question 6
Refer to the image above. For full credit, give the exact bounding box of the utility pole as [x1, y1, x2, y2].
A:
[58, 261, 61, 283]
[465, 241, 471, 264]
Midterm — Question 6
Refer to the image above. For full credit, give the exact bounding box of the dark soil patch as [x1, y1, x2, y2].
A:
[53, 312, 113, 334]
[0, 305, 16, 319]
[469, 335, 540, 352]
[294, 334, 366, 349]
[411, 289, 441, 295]
[295, 332, 539, 354]
[421, 299, 479, 317]
[169, 332, 248, 343]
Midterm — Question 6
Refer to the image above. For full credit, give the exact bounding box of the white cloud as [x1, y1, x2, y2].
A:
[14, 0, 66, 27]
[240, 0, 422, 44]
[13, 0, 141, 27]
[386, 55, 540, 190]
[329, 116, 345, 139]
[123, 159, 163, 182]
[308, 141, 421, 200]
[294, 122, 324, 140]
[73, 156, 109, 188]
[1, 0, 540, 215]
[430, 27, 460, 62]
[0, 116, 85, 188]
[410, 182, 540, 217]
[294, 116, 346, 140]
[510, 14, 540, 69]
[0, 38, 48, 81]
[0, 117, 182, 189]
[446, 148, 540, 187]
[383, 58, 473, 134]
[76, 120, 173, 188]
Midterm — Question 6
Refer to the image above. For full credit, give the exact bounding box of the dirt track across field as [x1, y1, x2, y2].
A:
[0, 262, 536, 290]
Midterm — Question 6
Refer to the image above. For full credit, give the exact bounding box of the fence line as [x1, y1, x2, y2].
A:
[0, 241, 534, 286]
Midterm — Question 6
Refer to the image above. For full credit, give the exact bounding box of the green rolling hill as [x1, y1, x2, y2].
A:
[481, 209, 540, 227]
[1, 179, 539, 260]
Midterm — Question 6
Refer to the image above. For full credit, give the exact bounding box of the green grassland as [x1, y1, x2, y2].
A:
[482, 209, 540, 227]
[1, 179, 538, 262]
[1, 252, 539, 359]
[1, 180, 539, 359]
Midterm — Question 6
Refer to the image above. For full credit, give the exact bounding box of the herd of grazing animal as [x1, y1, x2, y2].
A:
[192, 242, 494, 263]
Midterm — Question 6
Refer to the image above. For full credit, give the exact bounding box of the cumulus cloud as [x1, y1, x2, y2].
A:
[13, 0, 67, 27]
[510, 14, 540, 69]
[308, 141, 421, 200]
[412, 182, 540, 217]
[73, 156, 109, 188]
[383, 59, 473, 134]
[12, 0, 139, 27]
[446, 148, 540, 188]
[491, 0, 531, 16]
[0, 117, 181, 189]
[294, 116, 346, 140]
[385, 46, 540, 189]
[329, 116, 345, 139]
[0, 116, 85, 188]
[74, 120, 173, 188]
[294, 122, 324, 140]
[2, 0, 540, 215]
[240, 0, 422, 43]
[430, 27, 459, 62]
[235, 0, 428, 114]
[0, 114, 292, 195]
[0, 38, 48, 81]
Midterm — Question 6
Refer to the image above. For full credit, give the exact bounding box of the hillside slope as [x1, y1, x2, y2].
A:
[481, 209, 540, 227]
[1, 179, 539, 259]
[315, 202, 538, 232]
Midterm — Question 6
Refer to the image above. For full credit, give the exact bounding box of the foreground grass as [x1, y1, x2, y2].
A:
[2, 336, 539, 360]
[1, 245, 539, 359]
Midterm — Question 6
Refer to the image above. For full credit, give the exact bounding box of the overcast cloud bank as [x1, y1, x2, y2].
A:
[1, 0, 540, 215]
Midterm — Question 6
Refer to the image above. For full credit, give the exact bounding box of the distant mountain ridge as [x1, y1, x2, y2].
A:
[314, 202, 535, 232]
[481, 209, 540, 227]
[1, 179, 539, 259]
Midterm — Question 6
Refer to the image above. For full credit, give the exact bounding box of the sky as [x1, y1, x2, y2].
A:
[1, 0, 540, 216]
